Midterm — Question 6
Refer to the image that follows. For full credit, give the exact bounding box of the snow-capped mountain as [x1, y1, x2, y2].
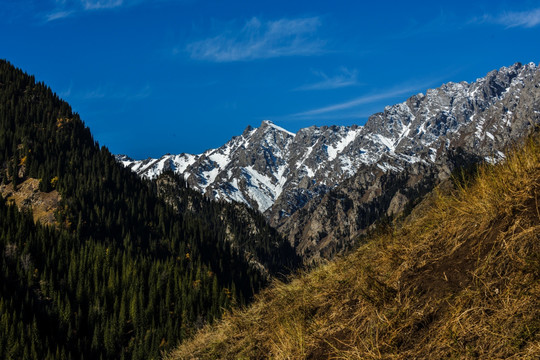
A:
[118, 62, 540, 232]
[118, 120, 365, 216]
[277, 61, 540, 263]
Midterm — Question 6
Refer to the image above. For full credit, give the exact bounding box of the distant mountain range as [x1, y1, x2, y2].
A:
[119, 62, 540, 262]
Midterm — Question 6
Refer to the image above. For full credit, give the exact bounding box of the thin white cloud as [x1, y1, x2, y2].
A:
[81, 0, 124, 10]
[295, 67, 359, 91]
[496, 8, 540, 28]
[44, 0, 136, 22]
[45, 9, 75, 21]
[82, 88, 107, 100]
[276, 110, 375, 123]
[58, 82, 73, 99]
[292, 81, 438, 119]
[186, 17, 325, 62]
[475, 8, 540, 29]
[79, 84, 151, 101]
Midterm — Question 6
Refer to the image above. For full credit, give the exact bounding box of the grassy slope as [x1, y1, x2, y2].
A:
[168, 133, 540, 360]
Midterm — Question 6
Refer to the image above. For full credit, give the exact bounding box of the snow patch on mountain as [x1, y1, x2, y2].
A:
[327, 127, 361, 161]
[262, 120, 296, 137]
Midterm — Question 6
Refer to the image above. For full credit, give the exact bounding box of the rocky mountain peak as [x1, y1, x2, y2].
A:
[242, 124, 254, 135]
[260, 119, 295, 134]
[118, 62, 540, 234]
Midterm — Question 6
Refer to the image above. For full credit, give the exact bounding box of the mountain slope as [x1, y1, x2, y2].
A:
[280, 62, 540, 263]
[278, 148, 486, 263]
[154, 171, 300, 279]
[120, 62, 540, 230]
[167, 130, 540, 360]
[0, 60, 298, 359]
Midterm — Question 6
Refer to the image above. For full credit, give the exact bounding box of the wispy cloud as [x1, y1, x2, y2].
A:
[79, 84, 151, 101]
[58, 82, 73, 99]
[45, 9, 75, 21]
[474, 7, 540, 29]
[295, 67, 359, 91]
[186, 17, 325, 62]
[44, 0, 133, 22]
[81, 0, 124, 10]
[291, 80, 439, 119]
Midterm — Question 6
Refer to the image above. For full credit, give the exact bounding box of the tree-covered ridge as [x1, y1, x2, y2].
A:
[0, 59, 299, 359]
[155, 171, 300, 278]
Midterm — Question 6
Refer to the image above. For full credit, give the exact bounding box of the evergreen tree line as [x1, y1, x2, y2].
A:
[0, 59, 300, 359]
[155, 170, 300, 277]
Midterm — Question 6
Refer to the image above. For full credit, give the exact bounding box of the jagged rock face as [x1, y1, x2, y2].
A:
[118, 62, 540, 262]
[278, 151, 483, 264]
[279, 63, 540, 263]
[363, 62, 540, 163]
[119, 121, 365, 219]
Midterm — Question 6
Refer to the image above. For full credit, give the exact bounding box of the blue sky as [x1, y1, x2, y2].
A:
[2, 0, 540, 159]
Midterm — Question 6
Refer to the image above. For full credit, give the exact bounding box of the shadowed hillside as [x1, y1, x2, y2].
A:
[168, 130, 540, 359]
[0, 60, 299, 359]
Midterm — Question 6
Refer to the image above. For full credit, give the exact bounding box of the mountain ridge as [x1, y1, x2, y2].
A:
[279, 61, 540, 262]
[119, 62, 540, 255]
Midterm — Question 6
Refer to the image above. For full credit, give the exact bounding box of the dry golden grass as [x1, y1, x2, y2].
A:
[167, 133, 540, 360]
[0, 178, 60, 225]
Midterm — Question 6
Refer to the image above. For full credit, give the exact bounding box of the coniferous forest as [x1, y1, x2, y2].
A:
[0, 60, 300, 359]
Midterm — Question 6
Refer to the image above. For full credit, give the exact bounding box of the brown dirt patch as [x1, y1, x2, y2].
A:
[0, 178, 61, 225]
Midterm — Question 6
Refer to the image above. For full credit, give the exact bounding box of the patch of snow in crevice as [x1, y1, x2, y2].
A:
[428, 148, 437, 163]
[243, 166, 278, 212]
[262, 120, 296, 137]
[374, 134, 395, 152]
[138, 158, 163, 175]
[475, 117, 486, 139]
[296, 144, 314, 169]
[273, 164, 289, 198]
[327, 128, 361, 161]
[376, 162, 400, 172]
[399, 153, 422, 164]
[395, 119, 413, 148]
[340, 157, 355, 177]
[304, 166, 315, 178]
[201, 166, 220, 190]
[172, 154, 197, 173]
[208, 151, 230, 170]
[227, 178, 249, 204]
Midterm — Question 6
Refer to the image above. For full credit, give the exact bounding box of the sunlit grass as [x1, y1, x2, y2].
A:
[167, 131, 540, 360]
